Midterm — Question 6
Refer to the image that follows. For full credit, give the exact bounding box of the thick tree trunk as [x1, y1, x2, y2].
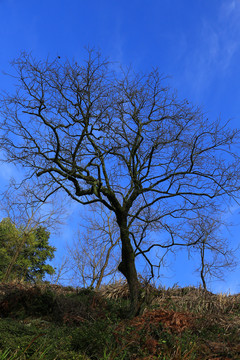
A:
[117, 215, 140, 318]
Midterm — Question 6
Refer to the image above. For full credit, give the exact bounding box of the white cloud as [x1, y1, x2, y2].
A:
[181, 1, 240, 100]
[220, 0, 240, 20]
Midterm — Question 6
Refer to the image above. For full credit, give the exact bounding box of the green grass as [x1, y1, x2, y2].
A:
[0, 282, 239, 359]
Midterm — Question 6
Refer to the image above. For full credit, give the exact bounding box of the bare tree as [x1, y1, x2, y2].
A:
[186, 213, 237, 290]
[48, 255, 71, 285]
[0, 49, 240, 315]
[67, 204, 120, 289]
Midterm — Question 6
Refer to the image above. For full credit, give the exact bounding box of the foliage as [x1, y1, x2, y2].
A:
[71, 319, 114, 359]
[0, 281, 239, 359]
[0, 218, 19, 277]
[21, 226, 56, 282]
[0, 286, 57, 320]
[0, 318, 87, 359]
[0, 218, 56, 282]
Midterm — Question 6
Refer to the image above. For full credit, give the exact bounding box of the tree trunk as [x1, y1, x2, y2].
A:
[200, 244, 207, 290]
[95, 243, 113, 290]
[117, 215, 140, 318]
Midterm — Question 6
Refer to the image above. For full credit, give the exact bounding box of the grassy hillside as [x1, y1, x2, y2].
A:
[0, 281, 239, 359]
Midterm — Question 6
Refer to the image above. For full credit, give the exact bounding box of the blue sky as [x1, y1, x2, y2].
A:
[0, 0, 240, 293]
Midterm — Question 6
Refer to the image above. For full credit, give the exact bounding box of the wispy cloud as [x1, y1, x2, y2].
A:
[182, 0, 240, 100]
[220, 0, 240, 21]
[0, 151, 23, 184]
[218, 0, 240, 68]
[0, 162, 18, 183]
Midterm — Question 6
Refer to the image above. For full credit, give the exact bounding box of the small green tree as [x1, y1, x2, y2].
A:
[0, 218, 19, 279]
[0, 218, 56, 282]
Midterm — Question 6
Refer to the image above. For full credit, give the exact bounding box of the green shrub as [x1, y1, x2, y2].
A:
[71, 319, 115, 359]
[28, 288, 57, 316]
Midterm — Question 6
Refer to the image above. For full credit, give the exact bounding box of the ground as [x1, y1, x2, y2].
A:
[0, 280, 239, 359]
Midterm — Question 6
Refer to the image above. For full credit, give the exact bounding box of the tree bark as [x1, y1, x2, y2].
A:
[95, 242, 115, 290]
[117, 215, 140, 318]
[200, 244, 207, 290]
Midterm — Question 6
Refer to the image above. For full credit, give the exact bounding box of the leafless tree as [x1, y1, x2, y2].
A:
[48, 255, 71, 285]
[66, 204, 120, 289]
[0, 49, 240, 315]
[186, 213, 237, 290]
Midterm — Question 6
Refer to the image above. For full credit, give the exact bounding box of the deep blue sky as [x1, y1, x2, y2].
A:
[0, 0, 240, 293]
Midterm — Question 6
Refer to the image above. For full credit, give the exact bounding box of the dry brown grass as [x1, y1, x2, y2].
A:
[98, 279, 240, 316]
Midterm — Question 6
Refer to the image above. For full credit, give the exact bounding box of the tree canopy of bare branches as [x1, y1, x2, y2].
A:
[1, 49, 240, 316]
[67, 204, 120, 289]
[186, 212, 238, 290]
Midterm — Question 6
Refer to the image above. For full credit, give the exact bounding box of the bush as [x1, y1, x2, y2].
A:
[71, 319, 115, 359]
[0, 286, 57, 319]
